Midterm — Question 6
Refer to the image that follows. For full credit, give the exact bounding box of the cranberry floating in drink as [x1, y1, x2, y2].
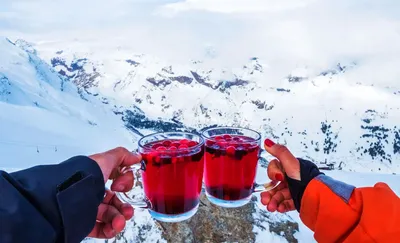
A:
[202, 127, 280, 208]
[116, 132, 204, 222]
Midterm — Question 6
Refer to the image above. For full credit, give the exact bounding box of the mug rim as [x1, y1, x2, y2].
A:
[138, 131, 205, 151]
[201, 126, 261, 142]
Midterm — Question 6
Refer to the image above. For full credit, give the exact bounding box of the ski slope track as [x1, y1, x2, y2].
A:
[0, 38, 399, 243]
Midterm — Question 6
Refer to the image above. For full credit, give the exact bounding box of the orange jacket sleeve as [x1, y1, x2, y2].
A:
[300, 175, 400, 243]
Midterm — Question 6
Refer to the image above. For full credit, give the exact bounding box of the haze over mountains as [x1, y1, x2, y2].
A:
[1, 0, 400, 242]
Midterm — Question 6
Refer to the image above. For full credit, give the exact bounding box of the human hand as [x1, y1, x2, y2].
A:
[260, 139, 300, 213]
[88, 147, 142, 238]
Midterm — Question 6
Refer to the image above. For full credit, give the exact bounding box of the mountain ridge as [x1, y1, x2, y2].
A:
[34, 41, 400, 174]
[1, 37, 400, 243]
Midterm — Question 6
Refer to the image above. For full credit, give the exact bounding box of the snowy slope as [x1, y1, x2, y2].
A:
[0, 37, 135, 168]
[0, 37, 169, 243]
[34, 41, 400, 174]
[1, 37, 399, 243]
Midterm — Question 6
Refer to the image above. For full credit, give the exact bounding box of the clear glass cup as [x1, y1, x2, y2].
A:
[116, 132, 204, 222]
[202, 127, 280, 208]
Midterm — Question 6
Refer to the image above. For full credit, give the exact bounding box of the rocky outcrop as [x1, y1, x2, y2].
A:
[51, 57, 100, 90]
[0, 74, 11, 98]
[159, 193, 256, 243]
[101, 168, 299, 243]
[109, 193, 299, 243]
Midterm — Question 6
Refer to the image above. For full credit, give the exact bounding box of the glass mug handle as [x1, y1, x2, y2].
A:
[253, 157, 282, 193]
[253, 180, 281, 193]
[114, 163, 150, 209]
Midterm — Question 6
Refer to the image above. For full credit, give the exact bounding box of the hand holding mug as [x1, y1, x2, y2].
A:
[115, 132, 205, 223]
[261, 139, 300, 213]
[88, 147, 141, 238]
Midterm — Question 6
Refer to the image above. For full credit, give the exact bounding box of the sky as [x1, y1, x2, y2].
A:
[0, 0, 399, 88]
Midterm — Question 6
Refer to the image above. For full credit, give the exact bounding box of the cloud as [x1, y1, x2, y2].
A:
[0, 0, 165, 31]
[1, 0, 400, 89]
[157, 0, 318, 16]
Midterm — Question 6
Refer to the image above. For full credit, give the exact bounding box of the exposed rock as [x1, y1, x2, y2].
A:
[222, 79, 249, 90]
[122, 109, 197, 134]
[0, 74, 11, 98]
[14, 39, 37, 55]
[276, 88, 290, 93]
[190, 71, 221, 90]
[287, 75, 305, 83]
[170, 76, 193, 84]
[159, 193, 255, 243]
[146, 77, 171, 87]
[251, 100, 266, 109]
[107, 169, 299, 243]
[126, 59, 140, 67]
[51, 57, 100, 90]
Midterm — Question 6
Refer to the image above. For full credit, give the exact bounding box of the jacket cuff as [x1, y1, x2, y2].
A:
[56, 156, 105, 242]
[286, 158, 324, 212]
[8, 156, 105, 242]
[56, 156, 105, 197]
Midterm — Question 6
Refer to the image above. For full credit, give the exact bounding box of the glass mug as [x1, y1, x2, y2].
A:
[116, 132, 204, 222]
[202, 127, 281, 208]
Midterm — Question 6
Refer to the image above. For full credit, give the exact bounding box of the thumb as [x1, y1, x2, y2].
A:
[90, 147, 142, 182]
[264, 139, 301, 180]
[267, 159, 285, 181]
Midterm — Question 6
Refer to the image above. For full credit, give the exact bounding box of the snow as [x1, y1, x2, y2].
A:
[32, 43, 400, 174]
[0, 37, 136, 168]
[0, 38, 167, 243]
[83, 211, 166, 243]
[1, 1, 400, 241]
[1, 36, 399, 242]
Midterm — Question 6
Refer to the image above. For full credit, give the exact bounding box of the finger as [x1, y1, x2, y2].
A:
[267, 188, 292, 212]
[260, 191, 273, 205]
[108, 147, 142, 168]
[277, 188, 292, 200]
[277, 199, 295, 213]
[97, 204, 121, 223]
[89, 148, 141, 182]
[277, 203, 286, 213]
[97, 204, 126, 234]
[284, 200, 296, 212]
[260, 182, 288, 205]
[111, 170, 134, 192]
[103, 190, 134, 220]
[109, 167, 121, 180]
[88, 222, 117, 239]
[263, 140, 300, 180]
[267, 159, 285, 181]
[103, 190, 115, 204]
[110, 192, 134, 220]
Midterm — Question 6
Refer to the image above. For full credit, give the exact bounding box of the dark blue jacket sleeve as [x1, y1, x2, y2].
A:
[0, 156, 105, 243]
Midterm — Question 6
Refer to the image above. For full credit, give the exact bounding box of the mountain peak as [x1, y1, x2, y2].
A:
[15, 39, 37, 55]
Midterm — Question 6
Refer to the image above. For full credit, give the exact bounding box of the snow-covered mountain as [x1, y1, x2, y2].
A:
[1, 37, 400, 243]
[0, 37, 137, 168]
[37, 41, 400, 174]
[0, 37, 168, 242]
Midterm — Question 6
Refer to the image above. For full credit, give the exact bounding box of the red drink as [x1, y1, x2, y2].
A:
[204, 135, 259, 200]
[140, 137, 204, 217]
[202, 127, 262, 207]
